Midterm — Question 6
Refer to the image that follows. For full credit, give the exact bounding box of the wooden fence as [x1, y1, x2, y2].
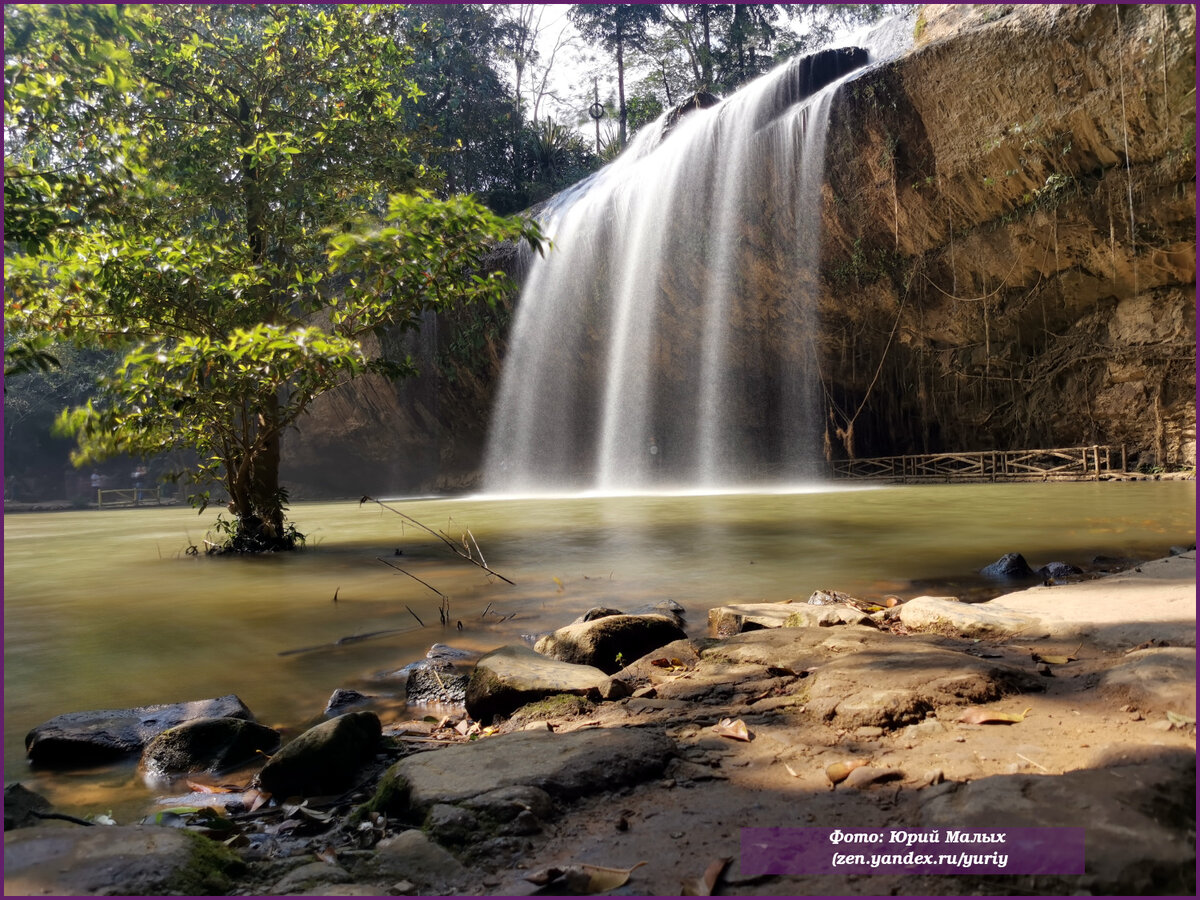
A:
[95, 486, 168, 509]
[830, 445, 1127, 482]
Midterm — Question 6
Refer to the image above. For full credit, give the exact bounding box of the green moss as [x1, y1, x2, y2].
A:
[913, 11, 927, 42]
[350, 764, 413, 825]
[163, 830, 246, 896]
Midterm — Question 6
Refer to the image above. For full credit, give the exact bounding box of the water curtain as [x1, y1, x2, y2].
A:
[486, 47, 871, 493]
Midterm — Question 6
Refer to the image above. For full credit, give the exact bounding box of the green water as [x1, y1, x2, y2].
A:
[3, 481, 1194, 819]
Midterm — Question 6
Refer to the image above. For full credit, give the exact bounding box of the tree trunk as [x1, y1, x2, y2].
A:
[617, 31, 627, 148]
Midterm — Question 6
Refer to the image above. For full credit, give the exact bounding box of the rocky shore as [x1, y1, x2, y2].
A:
[5, 550, 1195, 897]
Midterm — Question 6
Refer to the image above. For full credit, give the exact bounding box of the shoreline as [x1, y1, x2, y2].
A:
[5, 549, 1196, 896]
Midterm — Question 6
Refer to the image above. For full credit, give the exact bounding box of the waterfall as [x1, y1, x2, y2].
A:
[484, 47, 872, 494]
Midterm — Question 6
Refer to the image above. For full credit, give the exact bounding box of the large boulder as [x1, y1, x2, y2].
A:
[920, 750, 1195, 895]
[464, 644, 608, 725]
[140, 716, 280, 779]
[366, 727, 676, 816]
[534, 614, 688, 674]
[3, 825, 244, 896]
[257, 711, 381, 799]
[25, 695, 255, 767]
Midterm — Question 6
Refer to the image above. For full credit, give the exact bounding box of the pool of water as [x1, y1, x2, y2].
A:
[3, 480, 1194, 820]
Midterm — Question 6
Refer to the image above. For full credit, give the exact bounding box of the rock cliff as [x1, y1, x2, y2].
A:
[818, 4, 1195, 466]
[284, 4, 1195, 495]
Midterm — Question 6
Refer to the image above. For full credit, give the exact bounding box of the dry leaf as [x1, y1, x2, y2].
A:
[712, 718, 753, 742]
[843, 766, 902, 789]
[651, 657, 687, 670]
[315, 845, 339, 866]
[1032, 653, 1075, 665]
[784, 763, 801, 778]
[1166, 710, 1196, 726]
[245, 788, 270, 812]
[681, 856, 732, 895]
[957, 706, 1032, 725]
[186, 779, 232, 794]
[526, 861, 647, 893]
[825, 758, 870, 785]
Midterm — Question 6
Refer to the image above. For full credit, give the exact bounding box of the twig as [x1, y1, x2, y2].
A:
[361, 496, 515, 585]
[405, 605, 426, 628]
[277, 626, 420, 656]
[1017, 753, 1050, 772]
[32, 811, 95, 827]
[375, 557, 446, 599]
[481, 601, 494, 618]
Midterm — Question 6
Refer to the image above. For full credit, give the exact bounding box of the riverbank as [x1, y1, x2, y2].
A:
[5, 549, 1195, 896]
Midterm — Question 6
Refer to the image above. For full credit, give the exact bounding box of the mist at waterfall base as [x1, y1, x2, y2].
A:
[485, 45, 884, 496]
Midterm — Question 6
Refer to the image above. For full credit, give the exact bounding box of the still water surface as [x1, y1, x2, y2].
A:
[4, 481, 1194, 818]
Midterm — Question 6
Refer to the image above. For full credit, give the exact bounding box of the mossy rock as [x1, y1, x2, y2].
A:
[257, 710, 380, 799]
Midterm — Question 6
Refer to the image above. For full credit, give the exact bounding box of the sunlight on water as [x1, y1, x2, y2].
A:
[4, 481, 1194, 821]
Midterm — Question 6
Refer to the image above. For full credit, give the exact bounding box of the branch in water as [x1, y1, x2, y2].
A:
[361, 496, 515, 585]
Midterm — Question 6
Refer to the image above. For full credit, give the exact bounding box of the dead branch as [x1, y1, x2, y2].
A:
[376, 556, 446, 599]
[362, 496, 515, 585]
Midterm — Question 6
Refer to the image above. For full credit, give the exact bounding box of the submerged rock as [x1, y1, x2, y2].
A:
[3, 824, 245, 896]
[1038, 561, 1084, 580]
[464, 644, 608, 725]
[3, 784, 51, 831]
[25, 695, 255, 767]
[257, 711, 381, 799]
[534, 614, 688, 674]
[405, 661, 470, 706]
[140, 716, 280, 779]
[981, 553, 1037, 579]
[325, 689, 374, 716]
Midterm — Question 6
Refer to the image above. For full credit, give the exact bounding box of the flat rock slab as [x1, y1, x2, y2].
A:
[898, 595, 1042, 638]
[800, 632, 1044, 728]
[465, 644, 609, 724]
[26, 695, 254, 767]
[389, 727, 675, 811]
[3, 825, 244, 896]
[699, 624, 883, 672]
[1098, 646, 1196, 715]
[921, 750, 1195, 895]
[708, 602, 871, 636]
[983, 552, 1197, 649]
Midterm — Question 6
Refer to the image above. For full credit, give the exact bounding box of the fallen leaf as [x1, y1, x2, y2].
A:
[526, 861, 647, 893]
[315, 845, 339, 866]
[825, 758, 870, 786]
[681, 856, 732, 895]
[712, 718, 753, 742]
[186, 779, 232, 794]
[651, 657, 687, 670]
[1166, 710, 1196, 726]
[957, 706, 1033, 725]
[784, 763, 801, 778]
[1031, 653, 1075, 665]
[843, 766, 903, 789]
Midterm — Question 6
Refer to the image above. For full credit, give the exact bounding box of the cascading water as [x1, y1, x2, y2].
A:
[485, 46, 876, 494]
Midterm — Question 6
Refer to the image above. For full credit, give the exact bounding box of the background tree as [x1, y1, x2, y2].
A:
[5, 4, 540, 550]
[569, 4, 663, 148]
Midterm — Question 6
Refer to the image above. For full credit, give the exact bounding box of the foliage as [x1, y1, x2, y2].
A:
[5, 4, 541, 551]
[570, 5, 664, 148]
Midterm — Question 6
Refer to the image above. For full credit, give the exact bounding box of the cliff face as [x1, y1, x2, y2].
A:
[285, 4, 1195, 496]
[817, 4, 1195, 467]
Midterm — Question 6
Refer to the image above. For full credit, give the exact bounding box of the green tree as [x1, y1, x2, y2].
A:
[5, 4, 541, 551]
[569, 4, 664, 149]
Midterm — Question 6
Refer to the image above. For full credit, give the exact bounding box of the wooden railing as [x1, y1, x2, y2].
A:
[830, 445, 1127, 482]
[95, 486, 167, 509]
